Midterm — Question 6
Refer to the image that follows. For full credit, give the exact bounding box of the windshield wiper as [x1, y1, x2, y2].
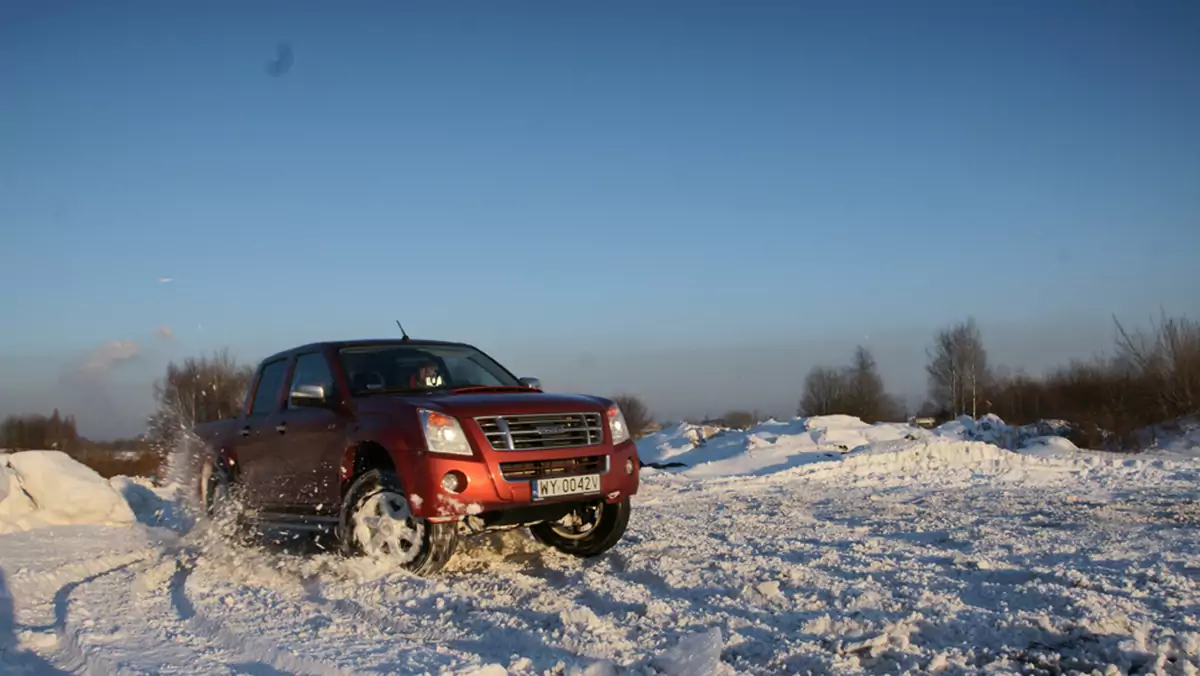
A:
[450, 385, 531, 394]
[355, 386, 449, 396]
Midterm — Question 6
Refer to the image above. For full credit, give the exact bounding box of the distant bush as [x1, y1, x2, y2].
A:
[1, 409, 80, 452]
[988, 314, 1200, 450]
[723, 410, 757, 430]
[68, 449, 164, 481]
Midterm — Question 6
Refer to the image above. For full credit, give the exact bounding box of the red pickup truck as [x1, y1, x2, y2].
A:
[193, 338, 640, 575]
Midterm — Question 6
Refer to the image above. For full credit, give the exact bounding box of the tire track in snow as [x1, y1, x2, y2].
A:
[50, 562, 143, 675]
[166, 556, 358, 676]
[39, 553, 158, 675]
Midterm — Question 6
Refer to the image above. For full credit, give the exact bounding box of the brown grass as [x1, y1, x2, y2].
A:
[68, 450, 164, 481]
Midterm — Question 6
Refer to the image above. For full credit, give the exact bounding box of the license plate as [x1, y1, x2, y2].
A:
[532, 474, 601, 500]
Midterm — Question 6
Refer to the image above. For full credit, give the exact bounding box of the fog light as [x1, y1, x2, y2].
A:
[625, 458, 635, 475]
[441, 470, 466, 494]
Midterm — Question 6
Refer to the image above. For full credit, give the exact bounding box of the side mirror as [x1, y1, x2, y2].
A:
[519, 377, 542, 390]
[289, 383, 327, 407]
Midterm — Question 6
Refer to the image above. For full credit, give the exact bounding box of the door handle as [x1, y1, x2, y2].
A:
[239, 426, 251, 437]
[276, 423, 287, 434]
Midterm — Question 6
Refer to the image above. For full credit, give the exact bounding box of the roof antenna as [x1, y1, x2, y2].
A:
[396, 320, 410, 342]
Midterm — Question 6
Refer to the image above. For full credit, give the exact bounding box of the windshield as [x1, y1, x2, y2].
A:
[338, 344, 521, 395]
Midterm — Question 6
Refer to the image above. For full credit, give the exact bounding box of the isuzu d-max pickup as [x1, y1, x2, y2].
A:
[194, 338, 640, 575]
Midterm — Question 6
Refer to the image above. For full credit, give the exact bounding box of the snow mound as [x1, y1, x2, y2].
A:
[637, 422, 730, 465]
[650, 628, 728, 676]
[0, 457, 36, 517]
[638, 415, 925, 478]
[638, 412, 1200, 483]
[1139, 416, 1200, 459]
[1020, 435, 1081, 454]
[109, 475, 194, 531]
[933, 414, 1020, 447]
[0, 451, 136, 533]
[800, 415, 917, 449]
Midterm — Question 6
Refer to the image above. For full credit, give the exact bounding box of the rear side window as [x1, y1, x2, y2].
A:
[249, 359, 288, 415]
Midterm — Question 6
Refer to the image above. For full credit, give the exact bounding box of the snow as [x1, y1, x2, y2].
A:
[2, 419, 1199, 674]
[0, 451, 136, 534]
[1140, 416, 1200, 460]
[637, 415, 922, 478]
[0, 458, 36, 519]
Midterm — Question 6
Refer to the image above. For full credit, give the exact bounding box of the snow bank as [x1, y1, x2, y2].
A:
[638, 412, 1200, 483]
[0, 456, 36, 518]
[637, 415, 924, 478]
[109, 475, 194, 531]
[1139, 416, 1200, 459]
[650, 628, 728, 676]
[933, 414, 1021, 447]
[0, 451, 136, 533]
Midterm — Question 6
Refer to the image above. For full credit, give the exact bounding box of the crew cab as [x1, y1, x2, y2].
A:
[193, 338, 640, 575]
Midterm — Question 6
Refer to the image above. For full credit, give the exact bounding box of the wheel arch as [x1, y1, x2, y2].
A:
[198, 444, 239, 511]
[339, 440, 398, 496]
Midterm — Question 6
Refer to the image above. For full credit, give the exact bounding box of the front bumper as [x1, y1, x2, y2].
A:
[401, 438, 640, 521]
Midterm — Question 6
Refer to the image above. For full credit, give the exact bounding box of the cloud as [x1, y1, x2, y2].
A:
[155, 326, 175, 341]
[77, 340, 141, 376]
[157, 277, 173, 283]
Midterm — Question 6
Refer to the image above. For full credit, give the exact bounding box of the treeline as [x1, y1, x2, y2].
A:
[798, 313, 1200, 450]
[0, 409, 162, 479]
[1, 409, 157, 454]
[2, 409, 82, 452]
[987, 315, 1200, 448]
[7, 314, 1196, 468]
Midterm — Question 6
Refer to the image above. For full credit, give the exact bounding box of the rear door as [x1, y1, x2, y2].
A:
[235, 357, 290, 508]
[276, 350, 347, 510]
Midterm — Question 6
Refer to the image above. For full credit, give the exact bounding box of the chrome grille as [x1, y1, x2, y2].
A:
[500, 455, 607, 481]
[475, 412, 604, 451]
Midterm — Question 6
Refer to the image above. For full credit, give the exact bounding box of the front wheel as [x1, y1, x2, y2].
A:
[530, 497, 631, 557]
[338, 469, 458, 576]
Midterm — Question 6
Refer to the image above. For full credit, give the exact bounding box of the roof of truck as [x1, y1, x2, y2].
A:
[261, 338, 474, 364]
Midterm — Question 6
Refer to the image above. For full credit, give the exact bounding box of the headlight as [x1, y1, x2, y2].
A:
[418, 409, 473, 456]
[607, 404, 631, 445]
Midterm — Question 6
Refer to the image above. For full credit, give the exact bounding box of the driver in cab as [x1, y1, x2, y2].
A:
[408, 358, 445, 389]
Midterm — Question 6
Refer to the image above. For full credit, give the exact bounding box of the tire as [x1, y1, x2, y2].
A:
[201, 457, 251, 544]
[530, 497, 631, 558]
[338, 469, 458, 576]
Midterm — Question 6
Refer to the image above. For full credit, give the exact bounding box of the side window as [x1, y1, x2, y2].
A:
[287, 352, 335, 406]
[249, 359, 288, 416]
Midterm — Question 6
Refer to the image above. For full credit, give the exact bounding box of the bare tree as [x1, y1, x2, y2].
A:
[926, 318, 990, 418]
[611, 393, 654, 439]
[799, 366, 847, 416]
[845, 345, 891, 422]
[148, 348, 255, 448]
[1116, 313, 1200, 421]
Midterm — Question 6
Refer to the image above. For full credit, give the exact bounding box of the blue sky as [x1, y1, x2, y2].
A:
[2, 1, 1198, 438]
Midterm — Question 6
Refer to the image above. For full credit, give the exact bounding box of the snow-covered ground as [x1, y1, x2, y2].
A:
[2, 417, 1199, 675]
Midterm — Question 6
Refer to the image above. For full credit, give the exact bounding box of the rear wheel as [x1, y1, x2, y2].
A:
[530, 497, 630, 557]
[201, 458, 250, 543]
[338, 469, 458, 576]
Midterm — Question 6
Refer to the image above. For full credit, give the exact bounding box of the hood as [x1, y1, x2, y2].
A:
[354, 391, 612, 418]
